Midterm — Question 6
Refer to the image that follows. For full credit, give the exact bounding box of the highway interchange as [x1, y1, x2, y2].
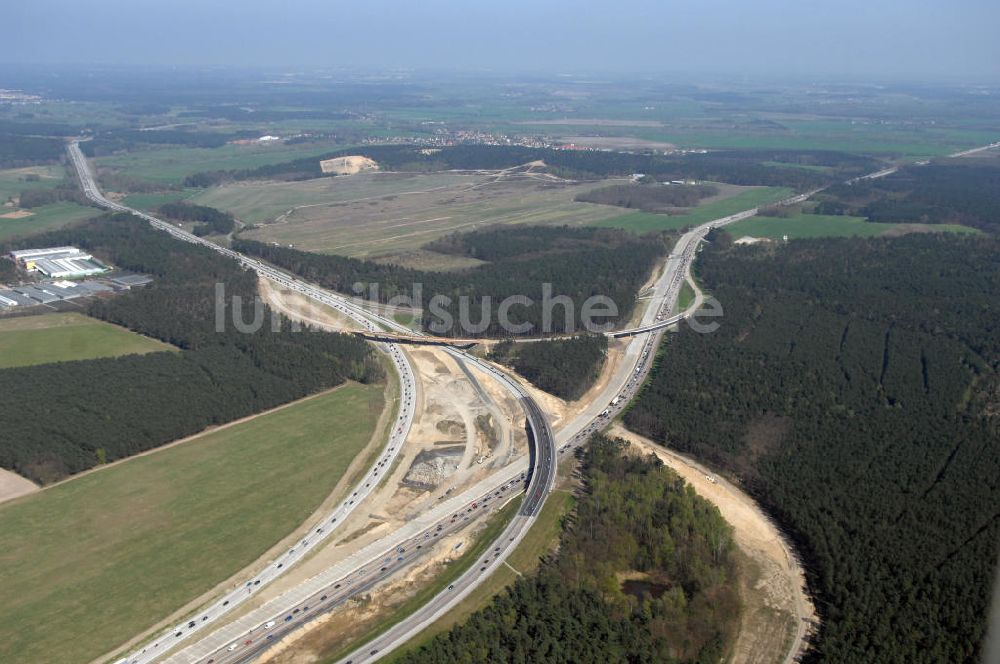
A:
[69, 138, 778, 664]
[69, 142, 559, 664]
[67, 140, 975, 664]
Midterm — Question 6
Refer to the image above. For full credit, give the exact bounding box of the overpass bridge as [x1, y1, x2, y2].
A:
[351, 330, 479, 349]
[351, 308, 692, 347]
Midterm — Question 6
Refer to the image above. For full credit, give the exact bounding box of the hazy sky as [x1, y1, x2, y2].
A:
[6, 0, 999, 81]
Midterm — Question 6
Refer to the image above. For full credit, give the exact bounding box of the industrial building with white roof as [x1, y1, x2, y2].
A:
[9, 246, 108, 279]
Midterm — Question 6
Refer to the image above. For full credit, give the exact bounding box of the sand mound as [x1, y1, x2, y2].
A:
[0, 209, 34, 219]
[319, 155, 379, 176]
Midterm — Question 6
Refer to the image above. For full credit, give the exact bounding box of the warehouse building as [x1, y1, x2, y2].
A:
[10, 246, 108, 279]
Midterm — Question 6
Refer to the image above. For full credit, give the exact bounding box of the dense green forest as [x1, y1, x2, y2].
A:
[0, 258, 16, 283]
[235, 226, 664, 337]
[814, 159, 1000, 233]
[575, 182, 719, 213]
[158, 200, 236, 236]
[0, 119, 86, 138]
[489, 335, 608, 400]
[625, 232, 1000, 662]
[0, 134, 66, 168]
[0, 214, 382, 483]
[397, 435, 738, 664]
[185, 145, 880, 191]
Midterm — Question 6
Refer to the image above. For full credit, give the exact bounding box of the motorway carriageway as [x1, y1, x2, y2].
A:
[68, 142, 421, 664]
[67, 142, 558, 664]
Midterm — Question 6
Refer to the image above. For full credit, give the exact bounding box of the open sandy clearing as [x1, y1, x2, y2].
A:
[0, 469, 38, 505]
[320, 155, 379, 175]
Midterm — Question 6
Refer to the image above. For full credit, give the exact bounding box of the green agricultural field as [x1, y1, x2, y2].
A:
[518, 117, 998, 157]
[0, 201, 99, 241]
[0, 165, 97, 240]
[597, 186, 794, 233]
[0, 381, 386, 664]
[0, 164, 69, 203]
[0, 313, 175, 368]
[94, 142, 342, 185]
[121, 190, 200, 211]
[727, 213, 978, 240]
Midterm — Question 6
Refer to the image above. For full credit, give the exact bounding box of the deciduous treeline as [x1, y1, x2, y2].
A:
[397, 435, 738, 664]
[575, 182, 719, 212]
[158, 201, 236, 236]
[16, 185, 86, 208]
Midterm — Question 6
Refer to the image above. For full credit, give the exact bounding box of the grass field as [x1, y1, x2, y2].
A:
[0, 164, 69, 203]
[385, 490, 575, 661]
[0, 313, 175, 368]
[0, 166, 101, 240]
[727, 213, 978, 240]
[597, 186, 794, 233]
[516, 119, 998, 157]
[193, 171, 482, 225]
[0, 201, 99, 241]
[94, 143, 342, 185]
[677, 280, 696, 311]
[0, 382, 386, 664]
[121, 190, 200, 211]
[211, 173, 626, 261]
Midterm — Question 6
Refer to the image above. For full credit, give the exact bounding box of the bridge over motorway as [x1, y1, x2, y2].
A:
[352, 309, 693, 347]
